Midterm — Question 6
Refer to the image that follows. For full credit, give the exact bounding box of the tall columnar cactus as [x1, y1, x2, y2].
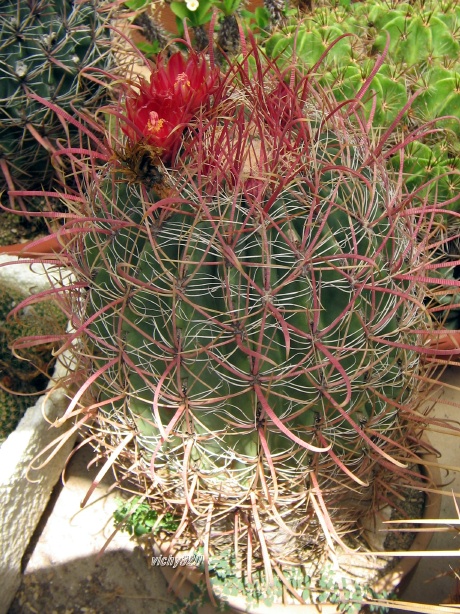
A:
[0, 0, 113, 209]
[38, 40, 452, 606]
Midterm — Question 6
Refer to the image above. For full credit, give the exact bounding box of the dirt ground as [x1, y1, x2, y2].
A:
[8, 445, 178, 614]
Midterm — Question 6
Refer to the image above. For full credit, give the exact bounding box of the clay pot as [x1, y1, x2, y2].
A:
[0, 220, 82, 257]
[428, 331, 460, 359]
[0, 235, 62, 257]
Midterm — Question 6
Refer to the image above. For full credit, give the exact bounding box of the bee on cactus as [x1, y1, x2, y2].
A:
[19, 33, 460, 610]
[116, 141, 165, 188]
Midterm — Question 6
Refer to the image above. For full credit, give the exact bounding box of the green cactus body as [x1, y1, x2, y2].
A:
[0, 282, 67, 442]
[0, 388, 34, 443]
[265, 21, 353, 68]
[390, 139, 460, 203]
[45, 38, 449, 601]
[372, 11, 459, 66]
[73, 103, 428, 571]
[412, 66, 460, 141]
[0, 0, 112, 198]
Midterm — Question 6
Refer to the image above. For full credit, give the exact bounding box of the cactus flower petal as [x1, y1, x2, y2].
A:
[122, 51, 219, 157]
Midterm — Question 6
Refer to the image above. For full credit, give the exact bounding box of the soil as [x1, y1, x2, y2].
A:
[7, 445, 178, 614]
[9, 549, 175, 614]
[0, 210, 49, 248]
[383, 485, 426, 553]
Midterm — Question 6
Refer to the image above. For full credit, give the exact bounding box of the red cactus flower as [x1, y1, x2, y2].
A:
[123, 51, 220, 158]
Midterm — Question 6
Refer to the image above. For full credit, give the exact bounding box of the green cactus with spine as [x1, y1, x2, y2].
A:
[263, 0, 460, 207]
[0, 388, 34, 443]
[0, 282, 67, 442]
[0, 0, 113, 211]
[33, 37, 456, 607]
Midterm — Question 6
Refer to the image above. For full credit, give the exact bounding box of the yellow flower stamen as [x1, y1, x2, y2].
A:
[146, 111, 165, 135]
[174, 73, 191, 96]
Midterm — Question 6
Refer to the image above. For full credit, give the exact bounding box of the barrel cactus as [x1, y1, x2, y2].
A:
[36, 39, 452, 608]
[0, 0, 113, 211]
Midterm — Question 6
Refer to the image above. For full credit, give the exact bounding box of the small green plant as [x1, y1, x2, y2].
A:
[164, 552, 395, 612]
[170, 0, 215, 50]
[240, 5, 273, 35]
[165, 582, 225, 614]
[114, 497, 180, 536]
[122, 0, 287, 58]
[170, 0, 215, 30]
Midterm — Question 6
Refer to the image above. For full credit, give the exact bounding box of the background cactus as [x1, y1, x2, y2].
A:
[0, 388, 34, 444]
[0, 281, 67, 442]
[30, 37, 456, 607]
[263, 0, 460, 207]
[124, 0, 286, 62]
[0, 0, 114, 220]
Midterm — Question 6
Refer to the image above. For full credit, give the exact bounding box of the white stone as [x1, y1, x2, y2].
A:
[0, 255, 74, 614]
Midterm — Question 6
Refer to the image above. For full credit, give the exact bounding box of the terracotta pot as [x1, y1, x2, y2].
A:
[0, 235, 62, 257]
[155, 457, 442, 613]
[0, 222, 81, 257]
[428, 331, 460, 359]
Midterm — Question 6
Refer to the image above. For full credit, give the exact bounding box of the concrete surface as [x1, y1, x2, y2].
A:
[8, 443, 177, 614]
[0, 255, 76, 613]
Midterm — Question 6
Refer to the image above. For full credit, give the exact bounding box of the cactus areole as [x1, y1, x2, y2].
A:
[61, 42, 439, 603]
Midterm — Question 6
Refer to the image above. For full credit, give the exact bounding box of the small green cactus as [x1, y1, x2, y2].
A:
[0, 281, 67, 442]
[0, 285, 66, 382]
[0, 388, 35, 443]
